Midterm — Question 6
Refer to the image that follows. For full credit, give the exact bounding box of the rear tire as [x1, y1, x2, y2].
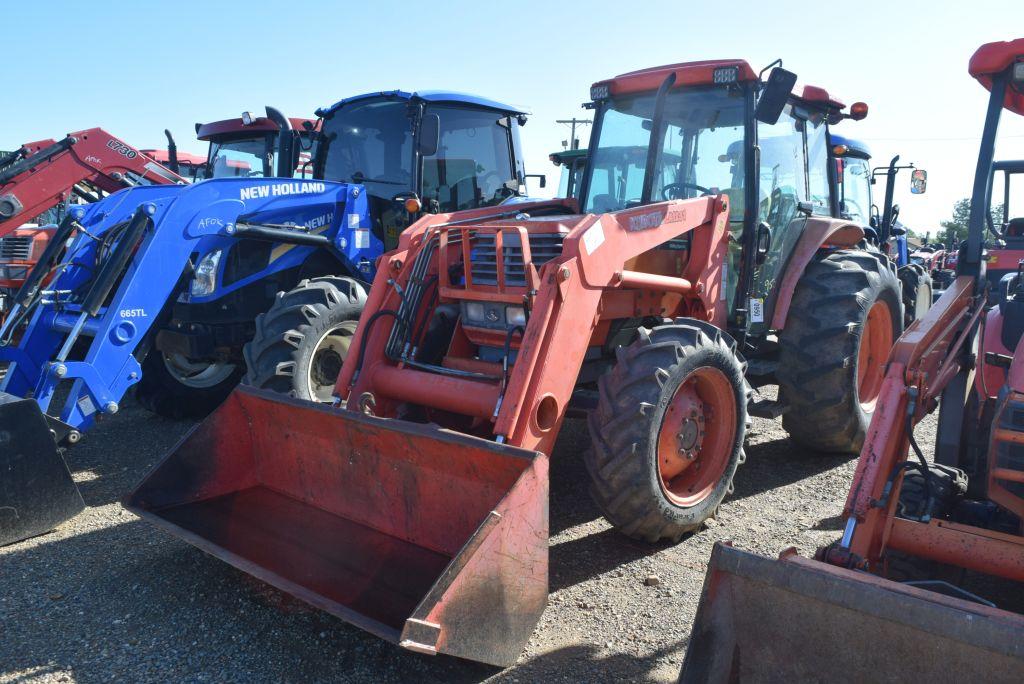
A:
[242, 276, 366, 402]
[898, 263, 932, 327]
[778, 249, 902, 454]
[585, 320, 747, 543]
[135, 352, 242, 419]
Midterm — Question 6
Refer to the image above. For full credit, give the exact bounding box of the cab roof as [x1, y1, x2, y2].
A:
[196, 116, 314, 141]
[969, 38, 1024, 116]
[830, 134, 871, 159]
[593, 59, 758, 97]
[317, 90, 528, 118]
[550, 148, 588, 164]
[793, 85, 846, 111]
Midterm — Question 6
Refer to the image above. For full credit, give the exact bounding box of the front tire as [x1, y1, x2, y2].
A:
[585, 320, 748, 543]
[778, 249, 902, 454]
[242, 276, 366, 402]
[898, 263, 932, 327]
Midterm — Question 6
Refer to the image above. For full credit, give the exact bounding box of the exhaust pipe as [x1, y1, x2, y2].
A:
[163, 130, 180, 174]
[264, 106, 295, 178]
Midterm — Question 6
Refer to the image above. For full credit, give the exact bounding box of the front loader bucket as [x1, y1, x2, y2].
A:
[126, 386, 548, 666]
[681, 543, 1024, 683]
[0, 395, 84, 546]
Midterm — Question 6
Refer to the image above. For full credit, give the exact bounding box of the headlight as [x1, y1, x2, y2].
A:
[5, 266, 27, 280]
[462, 301, 528, 328]
[190, 249, 222, 296]
[506, 306, 527, 326]
[1014, 61, 1024, 83]
[464, 302, 486, 322]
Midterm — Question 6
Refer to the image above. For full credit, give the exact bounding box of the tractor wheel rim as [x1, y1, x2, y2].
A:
[162, 353, 236, 389]
[657, 367, 737, 507]
[307, 321, 356, 403]
[857, 300, 894, 411]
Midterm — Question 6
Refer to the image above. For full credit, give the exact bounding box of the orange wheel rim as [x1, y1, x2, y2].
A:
[857, 300, 894, 411]
[657, 367, 737, 507]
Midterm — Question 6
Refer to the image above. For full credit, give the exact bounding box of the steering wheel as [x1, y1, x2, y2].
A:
[662, 182, 712, 200]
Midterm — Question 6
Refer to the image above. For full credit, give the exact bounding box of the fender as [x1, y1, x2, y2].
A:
[769, 216, 865, 331]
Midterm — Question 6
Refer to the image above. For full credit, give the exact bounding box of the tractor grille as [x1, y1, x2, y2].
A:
[0, 235, 32, 260]
[469, 232, 565, 287]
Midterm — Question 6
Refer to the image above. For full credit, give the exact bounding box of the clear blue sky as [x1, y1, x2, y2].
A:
[5, 1, 1024, 233]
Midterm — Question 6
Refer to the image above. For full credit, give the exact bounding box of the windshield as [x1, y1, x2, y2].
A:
[207, 136, 270, 178]
[320, 99, 414, 194]
[421, 105, 518, 211]
[990, 167, 1024, 235]
[583, 86, 746, 214]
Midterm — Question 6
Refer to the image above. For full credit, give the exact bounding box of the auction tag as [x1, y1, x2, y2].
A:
[749, 297, 764, 323]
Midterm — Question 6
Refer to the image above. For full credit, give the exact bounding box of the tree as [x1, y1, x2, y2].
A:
[939, 198, 1005, 247]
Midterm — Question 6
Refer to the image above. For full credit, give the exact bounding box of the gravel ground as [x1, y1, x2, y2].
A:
[2, 388, 940, 683]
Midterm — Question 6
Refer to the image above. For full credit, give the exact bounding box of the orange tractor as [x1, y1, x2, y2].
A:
[129, 58, 900, 665]
[681, 39, 1024, 682]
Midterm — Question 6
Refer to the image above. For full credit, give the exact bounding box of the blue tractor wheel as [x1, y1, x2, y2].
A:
[242, 276, 367, 402]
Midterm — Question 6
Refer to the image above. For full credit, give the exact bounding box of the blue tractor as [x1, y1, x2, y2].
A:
[138, 91, 532, 414]
[0, 90, 532, 546]
[829, 135, 932, 326]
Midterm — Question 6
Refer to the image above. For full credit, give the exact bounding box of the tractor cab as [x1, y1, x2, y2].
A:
[196, 109, 318, 180]
[582, 62, 867, 339]
[830, 135, 874, 228]
[986, 159, 1024, 294]
[313, 90, 529, 250]
[550, 148, 589, 198]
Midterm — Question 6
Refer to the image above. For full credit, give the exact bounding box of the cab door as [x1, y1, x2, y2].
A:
[747, 106, 829, 334]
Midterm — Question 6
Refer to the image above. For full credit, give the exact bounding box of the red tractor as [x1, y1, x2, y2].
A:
[0, 108, 315, 320]
[129, 58, 901, 665]
[681, 38, 1024, 682]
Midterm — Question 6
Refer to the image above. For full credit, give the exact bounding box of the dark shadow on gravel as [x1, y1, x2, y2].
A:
[729, 432, 851, 502]
[549, 528, 666, 593]
[489, 639, 687, 683]
[813, 514, 846, 531]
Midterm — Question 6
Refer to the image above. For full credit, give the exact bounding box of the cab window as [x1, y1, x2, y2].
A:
[421, 106, 516, 212]
[840, 157, 872, 226]
[806, 118, 830, 214]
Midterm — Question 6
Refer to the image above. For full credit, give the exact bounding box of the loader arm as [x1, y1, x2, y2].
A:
[0, 129, 184, 234]
[835, 275, 984, 568]
[0, 178, 364, 434]
[340, 194, 728, 455]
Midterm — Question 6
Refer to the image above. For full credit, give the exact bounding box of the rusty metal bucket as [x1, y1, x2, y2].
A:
[680, 543, 1024, 683]
[0, 393, 84, 546]
[125, 386, 548, 666]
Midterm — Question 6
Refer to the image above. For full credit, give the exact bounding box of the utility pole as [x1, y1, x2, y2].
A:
[557, 118, 592, 150]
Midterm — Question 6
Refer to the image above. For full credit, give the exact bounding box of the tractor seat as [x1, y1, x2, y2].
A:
[1005, 217, 1024, 237]
[999, 272, 1024, 350]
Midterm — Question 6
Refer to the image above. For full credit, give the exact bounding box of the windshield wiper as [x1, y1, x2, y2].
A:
[345, 174, 407, 186]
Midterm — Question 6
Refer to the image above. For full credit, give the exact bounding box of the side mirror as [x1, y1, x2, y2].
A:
[911, 169, 927, 194]
[525, 173, 546, 189]
[418, 114, 440, 157]
[754, 67, 798, 125]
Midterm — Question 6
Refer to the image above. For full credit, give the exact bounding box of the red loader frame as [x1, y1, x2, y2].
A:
[0, 128, 184, 235]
